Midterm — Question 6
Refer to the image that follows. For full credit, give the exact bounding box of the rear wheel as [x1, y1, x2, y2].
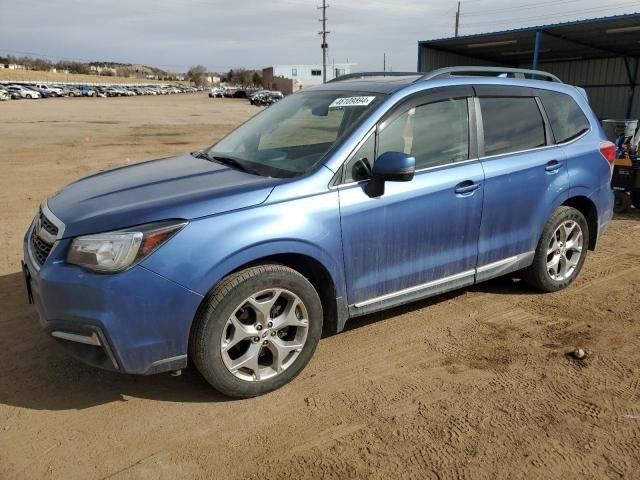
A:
[631, 192, 640, 210]
[523, 206, 588, 292]
[614, 191, 631, 213]
[191, 264, 323, 398]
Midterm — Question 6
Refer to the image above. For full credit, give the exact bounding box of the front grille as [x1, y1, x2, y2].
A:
[40, 214, 59, 237]
[30, 231, 53, 266]
[29, 208, 59, 267]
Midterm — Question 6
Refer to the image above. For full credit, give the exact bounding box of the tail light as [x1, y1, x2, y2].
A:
[599, 141, 617, 165]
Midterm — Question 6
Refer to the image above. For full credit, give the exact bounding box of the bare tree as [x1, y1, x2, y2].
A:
[187, 65, 208, 86]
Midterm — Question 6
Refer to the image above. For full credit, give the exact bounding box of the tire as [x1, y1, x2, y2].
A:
[191, 264, 323, 398]
[522, 206, 589, 292]
[26, 94, 32, 99]
[631, 192, 640, 210]
[614, 191, 631, 213]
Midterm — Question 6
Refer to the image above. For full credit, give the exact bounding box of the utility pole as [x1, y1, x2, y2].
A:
[383, 53, 386, 72]
[455, 2, 461, 37]
[318, 0, 330, 83]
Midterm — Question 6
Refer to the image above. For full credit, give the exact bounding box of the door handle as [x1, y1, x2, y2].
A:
[545, 160, 563, 172]
[454, 181, 481, 195]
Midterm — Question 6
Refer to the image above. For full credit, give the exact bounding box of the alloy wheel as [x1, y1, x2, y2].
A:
[220, 288, 309, 382]
[546, 220, 583, 281]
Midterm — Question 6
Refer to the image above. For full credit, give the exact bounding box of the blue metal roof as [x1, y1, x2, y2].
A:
[419, 12, 640, 44]
[418, 12, 640, 66]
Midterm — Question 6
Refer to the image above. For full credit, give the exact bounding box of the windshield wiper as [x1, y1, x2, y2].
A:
[211, 155, 256, 174]
[191, 150, 211, 160]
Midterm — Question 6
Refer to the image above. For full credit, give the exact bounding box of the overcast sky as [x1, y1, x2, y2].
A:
[1, 0, 638, 73]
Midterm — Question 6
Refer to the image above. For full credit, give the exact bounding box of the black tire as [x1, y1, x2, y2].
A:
[631, 192, 640, 210]
[522, 206, 589, 292]
[614, 191, 631, 213]
[191, 264, 323, 398]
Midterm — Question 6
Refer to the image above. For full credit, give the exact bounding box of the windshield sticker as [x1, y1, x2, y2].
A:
[329, 96, 376, 109]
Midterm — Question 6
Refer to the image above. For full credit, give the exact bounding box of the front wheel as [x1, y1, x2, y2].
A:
[191, 264, 323, 398]
[523, 206, 589, 292]
[631, 192, 640, 210]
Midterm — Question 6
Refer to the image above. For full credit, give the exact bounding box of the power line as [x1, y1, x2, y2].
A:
[464, 0, 587, 17]
[462, 2, 640, 27]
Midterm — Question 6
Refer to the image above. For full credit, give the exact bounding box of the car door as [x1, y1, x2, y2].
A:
[474, 86, 569, 280]
[337, 86, 485, 314]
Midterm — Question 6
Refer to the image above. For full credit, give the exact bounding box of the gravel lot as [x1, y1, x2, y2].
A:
[1, 94, 639, 479]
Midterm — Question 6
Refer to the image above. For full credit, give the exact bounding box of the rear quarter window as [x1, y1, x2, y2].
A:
[538, 90, 591, 144]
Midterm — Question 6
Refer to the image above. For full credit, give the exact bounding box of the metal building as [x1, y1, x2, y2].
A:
[417, 13, 640, 120]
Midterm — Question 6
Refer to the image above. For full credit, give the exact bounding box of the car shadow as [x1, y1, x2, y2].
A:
[341, 274, 541, 333]
[0, 268, 544, 411]
[615, 206, 640, 220]
[0, 271, 233, 411]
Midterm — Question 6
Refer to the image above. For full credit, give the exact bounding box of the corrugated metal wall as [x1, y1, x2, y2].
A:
[419, 46, 639, 120]
[420, 47, 510, 70]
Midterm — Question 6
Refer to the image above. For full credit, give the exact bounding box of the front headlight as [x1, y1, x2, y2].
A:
[66, 220, 187, 273]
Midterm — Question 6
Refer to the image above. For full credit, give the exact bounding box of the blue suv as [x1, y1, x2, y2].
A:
[23, 67, 615, 397]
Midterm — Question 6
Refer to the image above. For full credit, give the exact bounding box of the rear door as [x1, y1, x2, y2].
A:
[338, 86, 485, 311]
[474, 86, 568, 279]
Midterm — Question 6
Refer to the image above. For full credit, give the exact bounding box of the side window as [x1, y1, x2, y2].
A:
[343, 97, 470, 183]
[344, 132, 375, 183]
[480, 97, 546, 156]
[538, 90, 590, 143]
[392, 98, 469, 169]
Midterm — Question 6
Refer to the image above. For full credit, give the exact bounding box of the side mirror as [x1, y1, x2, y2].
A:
[365, 151, 415, 197]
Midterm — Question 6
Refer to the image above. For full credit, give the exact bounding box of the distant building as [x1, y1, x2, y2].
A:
[90, 65, 117, 76]
[262, 63, 354, 94]
[206, 75, 221, 85]
[6, 64, 26, 70]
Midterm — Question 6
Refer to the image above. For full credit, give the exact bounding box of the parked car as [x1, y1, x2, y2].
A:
[250, 90, 283, 106]
[34, 84, 65, 97]
[29, 86, 53, 98]
[2, 87, 21, 100]
[77, 85, 96, 97]
[209, 88, 223, 98]
[93, 86, 109, 98]
[7, 85, 41, 99]
[23, 67, 614, 398]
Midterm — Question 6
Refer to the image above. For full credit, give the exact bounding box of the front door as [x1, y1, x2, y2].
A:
[338, 87, 484, 310]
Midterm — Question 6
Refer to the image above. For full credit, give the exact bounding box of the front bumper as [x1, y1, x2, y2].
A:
[23, 222, 203, 375]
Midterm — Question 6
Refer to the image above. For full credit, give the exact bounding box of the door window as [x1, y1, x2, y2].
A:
[343, 97, 470, 182]
[479, 97, 546, 156]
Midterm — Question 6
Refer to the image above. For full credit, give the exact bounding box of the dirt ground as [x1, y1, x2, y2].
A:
[1, 94, 639, 480]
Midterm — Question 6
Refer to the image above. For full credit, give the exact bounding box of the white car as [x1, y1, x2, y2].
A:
[8, 85, 41, 99]
[34, 84, 64, 97]
[0, 89, 9, 101]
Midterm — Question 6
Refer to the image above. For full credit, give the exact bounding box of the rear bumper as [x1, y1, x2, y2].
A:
[23, 229, 203, 375]
[593, 186, 614, 249]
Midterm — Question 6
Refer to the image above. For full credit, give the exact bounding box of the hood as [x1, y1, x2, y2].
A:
[48, 153, 281, 237]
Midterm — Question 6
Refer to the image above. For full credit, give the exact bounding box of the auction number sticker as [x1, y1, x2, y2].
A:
[329, 96, 376, 109]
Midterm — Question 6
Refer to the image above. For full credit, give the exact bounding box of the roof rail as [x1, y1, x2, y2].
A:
[328, 72, 421, 83]
[421, 67, 563, 83]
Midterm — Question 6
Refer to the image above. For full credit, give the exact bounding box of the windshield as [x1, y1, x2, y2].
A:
[208, 90, 384, 177]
